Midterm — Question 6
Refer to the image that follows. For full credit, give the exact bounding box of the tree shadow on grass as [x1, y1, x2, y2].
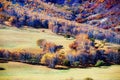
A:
[0, 67, 5, 70]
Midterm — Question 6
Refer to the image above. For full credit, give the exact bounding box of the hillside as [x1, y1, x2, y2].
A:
[0, 1, 120, 79]
[0, 24, 120, 68]
[0, 0, 120, 44]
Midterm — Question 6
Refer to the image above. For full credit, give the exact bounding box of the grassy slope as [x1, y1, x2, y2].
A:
[0, 25, 120, 80]
[0, 25, 119, 52]
[0, 26, 74, 52]
[0, 62, 120, 80]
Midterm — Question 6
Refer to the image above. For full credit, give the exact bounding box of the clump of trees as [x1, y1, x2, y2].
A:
[1, 0, 120, 45]
[37, 39, 63, 53]
[0, 47, 120, 69]
[40, 53, 57, 68]
[0, 34, 120, 69]
[66, 34, 120, 67]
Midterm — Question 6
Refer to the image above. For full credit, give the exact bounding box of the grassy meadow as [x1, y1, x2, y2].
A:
[0, 62, 120, 80]
[0, 26, 74, 53]
[0, 25, 120, 80]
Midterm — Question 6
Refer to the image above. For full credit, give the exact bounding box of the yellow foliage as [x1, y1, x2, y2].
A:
[1, 48, 42, 55]
[40, 53, 55, 64]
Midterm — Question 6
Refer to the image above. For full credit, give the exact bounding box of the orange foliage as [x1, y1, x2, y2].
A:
[76, 34, 89, 40]
[4, 21, 12, 26]
[0, 8, 3, 12]
[98, 0, 105, 3]
[69, 41, 78, 50]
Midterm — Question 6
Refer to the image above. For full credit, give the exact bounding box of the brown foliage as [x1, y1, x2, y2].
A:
[69, 41, 78, 50]
[37, 39, 47, 48]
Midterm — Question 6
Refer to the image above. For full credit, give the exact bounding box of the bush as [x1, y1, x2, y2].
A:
[79, 53, 89, 66]
[63, 59, 71, 66]
[95, 60, 105, 67]
[28, 54, 41, 64]
[65, 34, 71, 38]
[40, 53, 57, 68]
[107, 52, 120, 64]
[69, 41, 78, 50]
[89, 38, 95, 42]
[28, 58, 38, 64]
[73, 61, 79, 67]
[37, 39, 46, 48]
[84, 77, 94, 80]
[93, 50, 105, 63]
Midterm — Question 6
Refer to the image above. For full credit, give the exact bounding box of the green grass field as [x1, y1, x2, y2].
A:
[0, 62, 120, 80]
[0, 26, 74, 52]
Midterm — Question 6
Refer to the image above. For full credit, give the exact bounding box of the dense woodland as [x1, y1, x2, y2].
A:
[0, 0, 120, 44]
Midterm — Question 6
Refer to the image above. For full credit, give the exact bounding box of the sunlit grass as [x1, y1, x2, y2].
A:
[0, 27, 74, 54]
[0, 62, 120, 80]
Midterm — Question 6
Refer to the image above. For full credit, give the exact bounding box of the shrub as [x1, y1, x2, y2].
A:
[3, 50, 10, 59]
[28, 58, 38, 64]
[49, 45, 63, 53]
[69, 41, 78, 50]
[28, 54, 41, 64]
[93, 50, 105, 63]
[107, 51, 120, 64]
[40, 53, 57, 68]
[49, 47, 56, 53]
[40, 53, 49, 64]
[73, 61, 79, 67]
[89, 38, 95, 42]
[37, 39, 46, 48]
[95, 60, 105, 67]
[79, 53, 89, 66]
[0, 49, 5, 58]
[0, 58, 8, 63]
[84, 77, 94, 80]
[67, 53, 75, 65]
[63, 59, 71, 66]
[113, 53, 120, 64]
[64, 34, 71, 38]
